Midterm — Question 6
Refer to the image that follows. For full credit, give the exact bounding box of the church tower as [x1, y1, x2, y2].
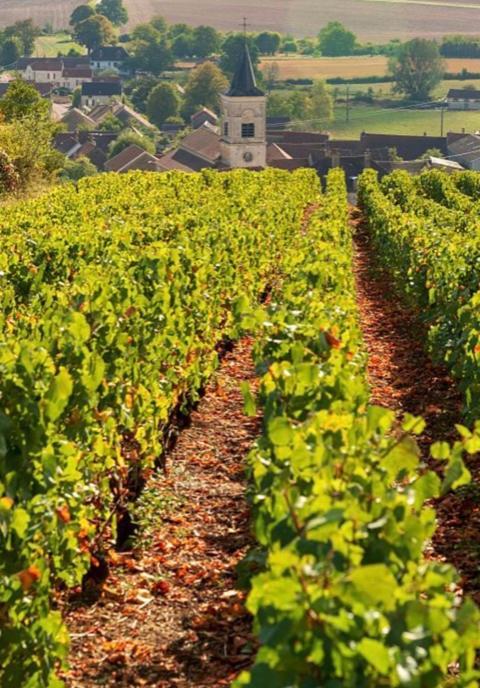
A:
[220, 43, 267, 169]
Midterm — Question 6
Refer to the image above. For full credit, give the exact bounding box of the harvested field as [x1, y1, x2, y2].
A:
[3, 0, 480, 41]
[260, 56, 480, 81]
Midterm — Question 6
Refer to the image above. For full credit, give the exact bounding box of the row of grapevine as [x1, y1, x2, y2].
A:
[0, 169, 318, 687]
[234, 170, 480, 688]
[358, 168, 480, 419]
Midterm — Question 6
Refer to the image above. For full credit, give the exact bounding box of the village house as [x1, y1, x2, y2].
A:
[447, 88, 480, 111]
[18, 58, 63, 84]
[54, 130, 120, 170]
[447, 133, 480, 169]
[190, 107, 218, 130]
[60, 68, 93, 91]
[90, 46, 130, 74]
[105, 144, 163, 173]
[81, 81, 122, 108]
[15, 56, 93, 90]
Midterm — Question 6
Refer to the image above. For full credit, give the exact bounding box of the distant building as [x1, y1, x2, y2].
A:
[19, 58, 63, 84]
[191, 107, 218, 130]
[16, 56, 93, 90]
[447, 133, 480, 169]
[105, 144, 162, 173]
[90, 46, 130, 74]
[81, 81, 122, 108]
[447, 88, 480, 110]
[220, 43, 267, 169]
[61, 68, 93, 91]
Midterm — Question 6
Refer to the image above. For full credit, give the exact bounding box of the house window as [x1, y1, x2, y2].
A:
[242, 122, 255, 138]
[223, 121, 229, 137]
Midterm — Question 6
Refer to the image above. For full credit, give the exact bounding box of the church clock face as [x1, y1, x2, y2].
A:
[243, 151, 253, 162]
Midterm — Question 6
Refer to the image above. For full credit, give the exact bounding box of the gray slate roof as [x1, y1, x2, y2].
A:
[227, 44, 264, 97]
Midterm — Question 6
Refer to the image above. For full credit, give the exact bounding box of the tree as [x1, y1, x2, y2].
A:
[61, 156, 97, 181]
[69, 4, 95, 26]
[130, 35, 173, 75]
[262, 62, 279, 92]
[0, 79, 50, 122]
[96, 0, 128, 27]
[146, 82, 179, 127]
[310, 80, 333, 125]
[72, 88, 82, 108]
[98, 114, 124, 132]
[192, 25, 221, 58]
[421, 147, 443, 160]
[131, 23, 161, 43]
[74, 15, 116, 53]
[267, 91, 294, 118]
[129, 75, 160, 113]
[390, 38, 444, 100]
[5, 20, 40, 56]
[168, 23, 191, 39]
[172, 34, 193, 59]
[0, 114, 60, 188]
[1, 38, 21, 67]
[108, 131, 155, 158]
[318, 22, 356, 56]
[255, 31, 281, 55]
[182, 61, 228, 118]
[282, 40, 298, 53]
[288, 91, 312, 120]
[150, 16, 167, 34]
[219, 34, 259, 75]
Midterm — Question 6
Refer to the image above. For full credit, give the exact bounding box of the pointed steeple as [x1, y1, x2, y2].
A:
[227, 43, 265, 97]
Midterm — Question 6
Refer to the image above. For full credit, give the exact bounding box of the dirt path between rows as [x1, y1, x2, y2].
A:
[62, 337, 260, 687]
[351, 207, 480, 605]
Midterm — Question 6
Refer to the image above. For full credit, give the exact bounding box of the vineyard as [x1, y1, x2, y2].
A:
[1, 167, 480, 687]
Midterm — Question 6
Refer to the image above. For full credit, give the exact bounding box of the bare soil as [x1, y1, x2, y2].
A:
[3, 0, 480, 41]
[61, 337, 260, 687]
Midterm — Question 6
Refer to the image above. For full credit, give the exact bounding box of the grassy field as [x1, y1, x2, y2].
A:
[34, 32, 82, 57]
[260, 56, 480, 81]
[3, 0, 480, 41]
[327, 103, 480, 138]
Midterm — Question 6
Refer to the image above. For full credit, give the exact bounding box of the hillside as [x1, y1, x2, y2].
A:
[1, 165, 480, 686]
[3, 0, 480, 40]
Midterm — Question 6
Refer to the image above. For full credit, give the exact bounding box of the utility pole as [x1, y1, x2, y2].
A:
[346, 85, 350, 123]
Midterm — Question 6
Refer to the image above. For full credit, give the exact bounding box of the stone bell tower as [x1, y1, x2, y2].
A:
[220, 42, 267, 169]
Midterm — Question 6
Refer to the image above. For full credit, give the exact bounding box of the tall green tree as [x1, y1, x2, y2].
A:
[130, 34, 173, 75]
[182, 61, 228, 118]
[219, 34, 259, 75]
[69, 4, 95, 26]
[0, 79, 50, 122]
[1, 38, 21, 67]
[108, 130, 155, 158]
[318, 22, 356, 56]
[309, 80, 333, 125]
[390, 38, 444, 100]
[192, 25, 221, 58]
[74, 14, 116, 52]
[96, 0, 128, 27]
[5, 20, 40, 56]
[255, 31, 281, 55]
[172, 34, 193, 59]
[146, 82, 179, 126]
